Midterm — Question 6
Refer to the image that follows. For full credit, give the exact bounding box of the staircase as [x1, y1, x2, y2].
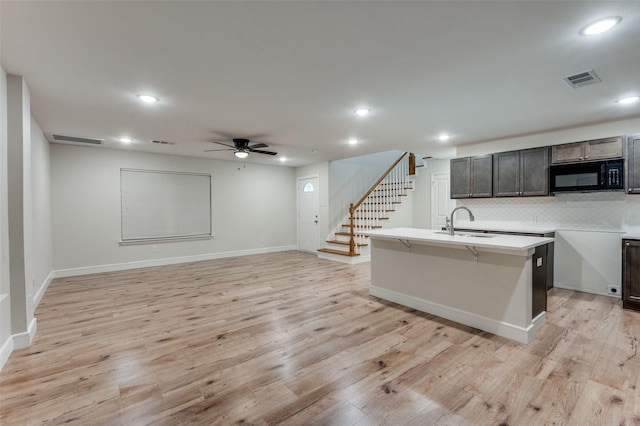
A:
[318, 152, 416, 263]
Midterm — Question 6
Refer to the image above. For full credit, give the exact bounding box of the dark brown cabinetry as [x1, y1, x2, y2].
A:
[626, 135, 640, 194]
[450, 155, 493, 199]
[493, 147, 549, 197]
[551, 136, 623, 164]
[622, 239, 640, 311]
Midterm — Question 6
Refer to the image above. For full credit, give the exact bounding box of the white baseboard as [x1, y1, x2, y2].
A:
[0, 333, 14, 372]
[317, 252, 371, 264]
[33, 271, 55, 308]
[553, 282, 613, 297]
[12, 317, 37, 350]
[369, 285, 544, 344]
[52, 245, 298, 278]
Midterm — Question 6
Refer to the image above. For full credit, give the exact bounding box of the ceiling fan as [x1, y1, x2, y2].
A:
[204, 138, 277, 159]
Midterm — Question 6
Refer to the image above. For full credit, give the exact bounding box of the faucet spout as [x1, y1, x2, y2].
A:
[447, 206, 475, 235]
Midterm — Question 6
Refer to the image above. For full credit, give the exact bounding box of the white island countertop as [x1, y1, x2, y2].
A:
[365, 227, 553, 252]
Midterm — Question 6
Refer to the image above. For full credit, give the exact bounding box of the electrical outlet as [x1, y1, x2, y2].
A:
[152, 245, 158, 253]
[607, 285, 620, 296]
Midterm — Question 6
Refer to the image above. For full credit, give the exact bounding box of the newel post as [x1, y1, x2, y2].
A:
[409, 152, 416, 176]
[349, 203, 356, 256]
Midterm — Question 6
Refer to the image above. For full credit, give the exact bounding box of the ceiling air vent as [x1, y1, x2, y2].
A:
[49, 134, 103, 145]
[563, 69, 602, 88]
[152, 140, 176, 145]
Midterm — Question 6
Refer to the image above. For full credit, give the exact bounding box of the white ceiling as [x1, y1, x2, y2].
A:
[1, 1, 639, 167]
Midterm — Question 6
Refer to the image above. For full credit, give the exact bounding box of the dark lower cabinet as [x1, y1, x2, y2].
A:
[622, 239, 640, 311]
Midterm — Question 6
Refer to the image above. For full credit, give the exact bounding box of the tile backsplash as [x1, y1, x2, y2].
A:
[454, 192, 640, 232]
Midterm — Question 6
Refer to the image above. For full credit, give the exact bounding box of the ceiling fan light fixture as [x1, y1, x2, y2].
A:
[234, 150, 249, 159]
[579, 16, 621, 35]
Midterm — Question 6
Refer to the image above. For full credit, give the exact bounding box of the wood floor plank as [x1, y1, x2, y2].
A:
[1, 251, 640, 425]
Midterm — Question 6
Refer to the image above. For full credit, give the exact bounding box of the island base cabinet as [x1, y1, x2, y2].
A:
[369, 238, 544, 344]
[622, 239, 640, 311]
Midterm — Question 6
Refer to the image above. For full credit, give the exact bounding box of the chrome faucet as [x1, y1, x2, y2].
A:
[445, 206, 475, 235]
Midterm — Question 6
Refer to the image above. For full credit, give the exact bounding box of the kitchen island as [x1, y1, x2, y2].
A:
[366, 228, 554, 344]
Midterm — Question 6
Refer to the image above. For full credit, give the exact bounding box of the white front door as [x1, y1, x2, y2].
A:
[431, 172, 453, 230]
[298, 176, 320, 253]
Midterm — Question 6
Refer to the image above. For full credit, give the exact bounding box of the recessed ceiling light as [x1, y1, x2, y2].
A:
[279, 156, 287, 162]
[438, 134, 450, 142]
[617, 96, 639, 104]
[579, 16, 621, 35]
[120, 137, 132, 143]
[354, 108, 370, 117]
[348, 138, 358, 145]
[137, 94, 158, 103]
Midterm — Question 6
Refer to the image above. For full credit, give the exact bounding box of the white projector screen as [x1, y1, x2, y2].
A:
[121, 169, 211, 241]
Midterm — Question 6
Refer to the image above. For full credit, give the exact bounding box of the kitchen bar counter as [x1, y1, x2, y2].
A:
[366, 228, 553, 344]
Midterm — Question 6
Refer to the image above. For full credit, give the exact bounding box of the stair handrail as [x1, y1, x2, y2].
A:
[348, 151, 408, 256]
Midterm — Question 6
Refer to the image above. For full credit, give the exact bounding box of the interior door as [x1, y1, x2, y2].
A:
[298, 176, 320, 253]
[431, 172, 453, 230]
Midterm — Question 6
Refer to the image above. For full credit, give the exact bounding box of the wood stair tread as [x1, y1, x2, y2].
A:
[317, 248, 360, 257]
[326, 240, 368, 247]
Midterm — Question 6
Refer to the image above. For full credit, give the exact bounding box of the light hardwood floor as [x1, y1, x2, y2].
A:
[1, 251, 639, 425]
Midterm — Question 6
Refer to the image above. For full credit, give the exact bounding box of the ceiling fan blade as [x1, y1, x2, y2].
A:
[204, 148, 234, 152]
[211, 141, 235, 148]
[249, 149, 278, 156]
[248, 143, 268, 149]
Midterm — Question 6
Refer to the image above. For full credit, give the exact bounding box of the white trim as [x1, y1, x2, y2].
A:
[12, 318, 37, 349]
[0, 335, 14, 372]
[52, 245, 297, 278]
[317, 252, 371, 265]
[33, 271, 55, 308]
[369, 285, 545, 344]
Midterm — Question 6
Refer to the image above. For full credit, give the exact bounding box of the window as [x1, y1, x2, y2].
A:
[303, 182, 315, 192]
[120, 169, 211, 241]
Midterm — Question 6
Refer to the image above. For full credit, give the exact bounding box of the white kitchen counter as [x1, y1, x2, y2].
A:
[365, 227, 553, 254]
[367, 227, 553, 344]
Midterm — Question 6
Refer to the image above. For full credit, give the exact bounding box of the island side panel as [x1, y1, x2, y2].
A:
[369, 238, 536, 342]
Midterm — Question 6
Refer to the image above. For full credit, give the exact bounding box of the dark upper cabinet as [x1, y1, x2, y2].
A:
[627, 134, 640, 194]
[551, 136, 623, 164]
[623, 239, 640, 311]
[450, 155, 493, 199]
[493, 147, 549, 197]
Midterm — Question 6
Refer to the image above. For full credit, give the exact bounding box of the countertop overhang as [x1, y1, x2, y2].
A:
[365, 227, 554, 253]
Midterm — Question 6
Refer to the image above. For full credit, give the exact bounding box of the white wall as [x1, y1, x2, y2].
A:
[50, 144, 296, 274]
[457, 116, 640, 157]
[0, 65, 13, 370]
[411, 159, 450, 229]
[30, 118, 53, 305]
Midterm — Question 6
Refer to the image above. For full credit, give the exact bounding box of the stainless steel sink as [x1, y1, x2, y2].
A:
[434, 231, 496, 238]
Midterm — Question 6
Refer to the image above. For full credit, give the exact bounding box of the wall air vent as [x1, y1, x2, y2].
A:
[49, 134, 103, 145]
[152, 140, 176, 145]
[563, 69, 602, 88]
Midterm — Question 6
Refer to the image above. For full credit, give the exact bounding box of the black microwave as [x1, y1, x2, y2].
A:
[550, 159, 624, 193]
